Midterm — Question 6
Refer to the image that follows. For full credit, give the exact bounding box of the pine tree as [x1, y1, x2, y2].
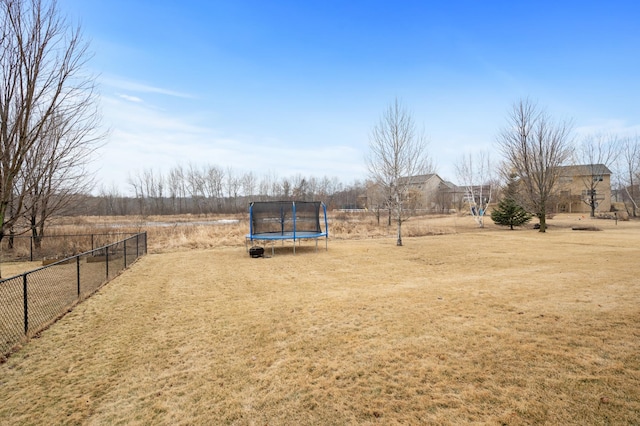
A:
[491, 197, 533, 229]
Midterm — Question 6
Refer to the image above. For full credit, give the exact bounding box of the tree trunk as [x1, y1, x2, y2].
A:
[629, 174, 636, 217]
[0, 203, 7, 243]
[31, 215, 43, 249]
[394, 192, 403, 246]
[538, 213, 547, 233]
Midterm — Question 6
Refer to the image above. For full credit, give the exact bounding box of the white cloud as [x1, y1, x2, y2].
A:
[575, 119, 640, 138]
[101, 76, 195, 99]
[93, 93, 366, 194]
[118, 94, 143, 103]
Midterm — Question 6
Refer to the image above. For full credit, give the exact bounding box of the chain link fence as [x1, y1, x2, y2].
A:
[0, 233, 139, 262]
[0, 232, 147, 360]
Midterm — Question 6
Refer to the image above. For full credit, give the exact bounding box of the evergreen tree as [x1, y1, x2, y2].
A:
[491, 196, 533, 229]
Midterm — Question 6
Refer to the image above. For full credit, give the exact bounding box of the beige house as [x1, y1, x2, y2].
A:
[400, 174, 462, 213]
[555, 164, 612, 214]
[403, 174, 443, 206]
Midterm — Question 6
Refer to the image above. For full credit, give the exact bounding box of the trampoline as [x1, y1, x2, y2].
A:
[246, 201, 329, 255]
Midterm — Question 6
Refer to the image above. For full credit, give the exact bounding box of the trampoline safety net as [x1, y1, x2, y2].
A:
[250, 201, 322, 236]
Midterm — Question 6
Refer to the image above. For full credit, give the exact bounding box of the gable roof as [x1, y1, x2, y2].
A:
[439, 180, 459, 190]
[397, 173, 441, 185]
[557, 164, 612, 176]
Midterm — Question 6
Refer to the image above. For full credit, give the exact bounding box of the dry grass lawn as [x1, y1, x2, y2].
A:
[0, 214, 639, 424]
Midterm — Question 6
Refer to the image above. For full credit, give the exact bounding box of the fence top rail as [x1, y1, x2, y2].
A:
[0, 232, 146, 284]
[4, 232, 140, 240]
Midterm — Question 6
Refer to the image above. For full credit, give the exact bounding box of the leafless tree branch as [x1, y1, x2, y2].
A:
[365, 98, 434, 245]
[496, 98, 573, 232]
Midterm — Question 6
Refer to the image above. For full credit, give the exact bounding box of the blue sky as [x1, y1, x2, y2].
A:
[57, 0, 640, 194]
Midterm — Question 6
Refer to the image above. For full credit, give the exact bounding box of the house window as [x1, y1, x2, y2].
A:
[593, 175, 603, 182]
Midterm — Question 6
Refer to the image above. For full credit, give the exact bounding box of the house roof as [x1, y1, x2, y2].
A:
[557, 164, 612, 176]
[439, 180, 461, 191]
[397, 173, 440, 185]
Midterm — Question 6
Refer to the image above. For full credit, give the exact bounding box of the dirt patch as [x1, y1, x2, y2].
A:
[572, 226, 602, 231]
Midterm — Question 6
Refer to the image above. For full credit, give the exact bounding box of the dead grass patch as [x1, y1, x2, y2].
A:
[0, 213, 638, 424]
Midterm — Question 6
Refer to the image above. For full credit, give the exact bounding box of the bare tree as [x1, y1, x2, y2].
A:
[256, 171, 281, 200]
[98, 183, 123, 216]
[241, 171, 257, 200]
[143, 168, 165, 214]
[281, 177, 291, 200]
[496, 99, 573, 232]
[269, 172, 281, 198]
[22, 109, 100, 246]
[619, 136, 640, 216]
[291, 174, 308, 200]
[323, 176, 342, 209]
[365, 98, 434, 246]
[0, 0, 99, 240]
[186, 163, 205, 213]
[257, 174, 270, 200]
[127, 170, 148, 215]
[365, 179, 387, 225]
[455, 151, 493, 227]
[573, 134, 620, 217]
[307, 176, 318, 200]
[167, 165, 187, 214]
[317, 175, 340, 208]
[225, 166, 241, 212]
[203, 165, 224, 212]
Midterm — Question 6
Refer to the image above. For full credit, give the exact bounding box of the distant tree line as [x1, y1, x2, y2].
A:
[83, 127, 640, 225]
[88, 165, 367, 216]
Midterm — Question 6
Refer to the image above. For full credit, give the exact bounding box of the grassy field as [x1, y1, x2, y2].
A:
[0, 214, 639, 424]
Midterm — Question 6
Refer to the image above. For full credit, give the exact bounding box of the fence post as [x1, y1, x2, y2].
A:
[2, 233, 148, 360]
[144, 232, 148, 254]
[30, 237, 33, 262]
[91, 234, 94, 251]
[124, 238, 128, 268]
[136, 233, 139, 258]
[23, 274, 28, 334]
[76, 256, 81, 297]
